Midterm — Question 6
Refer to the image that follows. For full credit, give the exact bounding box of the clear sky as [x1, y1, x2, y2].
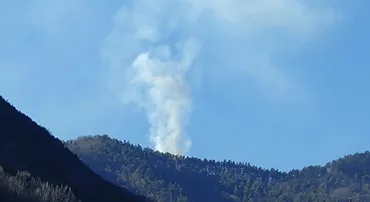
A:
[1, 0, 369, 171]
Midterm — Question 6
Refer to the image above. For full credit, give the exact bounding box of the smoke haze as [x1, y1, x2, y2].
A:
[102, 0, 338, 155]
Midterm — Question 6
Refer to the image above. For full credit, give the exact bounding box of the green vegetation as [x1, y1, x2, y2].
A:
[1, 94, 368, 202]
[0, 96, 149, 202]
[67, 135, 370, 202]
[0, 166, 79, 202]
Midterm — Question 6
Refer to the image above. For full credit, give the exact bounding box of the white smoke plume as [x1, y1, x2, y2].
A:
[102, 0, 338, 155]
[128, 39, 200, 155]
[102, 1, 201, 155]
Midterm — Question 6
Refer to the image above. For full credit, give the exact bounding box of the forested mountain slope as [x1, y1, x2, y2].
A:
[2, 93, 367, 202]
[67, 135, 370, 202]
[0, 166, 79, 202]
[0, 96, 150, 202]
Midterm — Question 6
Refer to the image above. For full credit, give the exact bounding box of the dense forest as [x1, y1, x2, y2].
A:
[0, 95, 150, 202]
[0, 166, 79, 202]
[1, 93, 369, 202]
[66, 135, 370, 202]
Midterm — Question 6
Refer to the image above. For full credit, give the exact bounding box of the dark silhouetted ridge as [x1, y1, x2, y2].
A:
[67, 135, 370, 202]
[0, 95, 151, 202]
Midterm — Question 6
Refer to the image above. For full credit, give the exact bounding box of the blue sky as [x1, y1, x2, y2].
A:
[1, 0, 370, 171]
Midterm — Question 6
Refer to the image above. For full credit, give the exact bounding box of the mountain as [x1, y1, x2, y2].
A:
[66, 135, 370, 202]
[0, 165, 79, 202]
[0, 96, 150, 202]
[2, 94, 367, 202]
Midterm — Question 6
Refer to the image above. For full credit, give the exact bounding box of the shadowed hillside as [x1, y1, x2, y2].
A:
[0, 165, 79, 202]
[0, 96, 151, 202]
[67, 135, 370, 202]
[2, 93, 368, 202]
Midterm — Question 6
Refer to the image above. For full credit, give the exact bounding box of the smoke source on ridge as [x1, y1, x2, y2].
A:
[102, 2, 201, 155]
[102, 0, 338, 155]
[128, 39, 200, 155]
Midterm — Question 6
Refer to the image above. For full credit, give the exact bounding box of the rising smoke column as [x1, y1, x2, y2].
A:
[129, 39, 200, 155]
[102, 2, 201, 155]
[102, 0, 338, 155]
